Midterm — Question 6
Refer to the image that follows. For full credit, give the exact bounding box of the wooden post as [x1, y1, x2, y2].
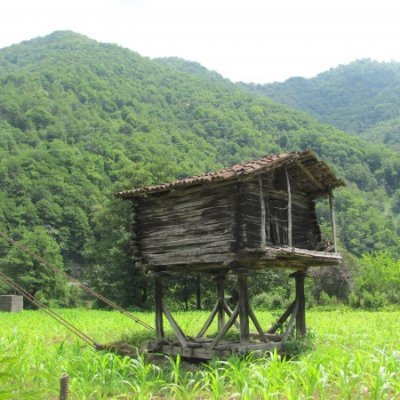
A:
[259, 175, 266, 248]
[59, 374, 69, 400]
[285, 167, 293, 249]
[196, 275, 201, 310]
[237, 274, 250, 344]
[216, 275, 225, 333]
[294, 271, 306, 337]
[328, 191, 338, 253]
[154, 275, 164, 341]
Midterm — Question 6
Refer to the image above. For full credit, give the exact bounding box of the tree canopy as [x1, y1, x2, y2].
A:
[242, 59, 400, 149]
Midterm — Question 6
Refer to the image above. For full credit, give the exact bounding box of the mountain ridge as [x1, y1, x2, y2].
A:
[240, 59, 400, 150]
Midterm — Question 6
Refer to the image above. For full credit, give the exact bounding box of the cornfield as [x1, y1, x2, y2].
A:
[1, 308, 399, 399]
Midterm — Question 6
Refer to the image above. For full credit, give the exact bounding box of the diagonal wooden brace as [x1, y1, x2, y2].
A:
[162, 301, 188, 348]
[210, 305, 239, 349]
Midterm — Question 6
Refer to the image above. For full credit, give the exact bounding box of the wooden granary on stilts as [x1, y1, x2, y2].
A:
[116, 149, 345, 360]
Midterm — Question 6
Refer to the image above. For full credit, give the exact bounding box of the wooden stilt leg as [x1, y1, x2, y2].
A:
[216, 275, 225, 333]
[237, 274, 250, 344]
[154, 276, 164, 341]
[294, 271, 306, 337]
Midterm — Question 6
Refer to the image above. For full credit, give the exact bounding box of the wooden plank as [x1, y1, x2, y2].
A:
[141, 237, 234, 252]
[296, 162, 323, 190]
[162, 302, 187, 348]
[237, 274, 250, 344]
[232, 184, 241, 249]
[150, 340, 282, 360]
[143, 252, 234, 268]
[154, 276, 164, 340]
[328, 191, 338, 253]
[138, 221, 232, 240]
[285, 167, 293, 249]
[259, 175, 266, 248]
[139, 201, 232, 220]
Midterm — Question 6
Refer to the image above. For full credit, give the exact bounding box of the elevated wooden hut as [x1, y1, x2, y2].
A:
[116, 149, 345, 359]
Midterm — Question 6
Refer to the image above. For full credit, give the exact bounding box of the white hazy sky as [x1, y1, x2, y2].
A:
[1, 0, 400, 83]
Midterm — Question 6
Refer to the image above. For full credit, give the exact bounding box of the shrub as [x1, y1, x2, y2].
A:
[251, 292, 287, 310]
[360, 290, 387, 309]
[348, 291, 360, 308]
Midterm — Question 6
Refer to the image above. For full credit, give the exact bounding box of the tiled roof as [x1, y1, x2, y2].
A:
[116, 149, 345, 198]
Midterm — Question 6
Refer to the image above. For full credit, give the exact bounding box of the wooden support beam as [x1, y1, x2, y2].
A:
[267, 300, 296, 334]
[248, 305, 267, 342]
[328, 191, 338, 253]
[196, 275, 201, 310]
[285, 167, 293, 249]
[282, 299, 299, 342]
[154, 276, 164, 341]
[237, 274, 250, 344]
[296, 162, 323, 190]
[222, 301, 240, 329]
[162, 301, 187, 348]
[210, 305, 239, 348]
[216, 275, 225, 333]
[196, 300, 219, 338]
[259, 175, 266, 248]
[294, 271, 306, 337]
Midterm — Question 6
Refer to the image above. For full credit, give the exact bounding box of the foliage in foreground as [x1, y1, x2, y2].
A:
[1, 309, 400, 399]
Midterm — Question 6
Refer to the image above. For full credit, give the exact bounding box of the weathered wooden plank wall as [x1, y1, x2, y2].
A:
[240, 172, 321, 250]
[134, 186, 235, 267]
[132, 166, 324, 270]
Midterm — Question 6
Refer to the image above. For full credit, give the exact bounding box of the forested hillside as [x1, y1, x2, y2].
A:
[0, 32, 399, 306]
[242, 59, 400, 150]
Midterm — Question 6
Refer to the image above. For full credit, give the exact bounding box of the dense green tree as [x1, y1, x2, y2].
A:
[241, 59, 400, 149]
[350, 253, 400, 307]
[83, 199, 148, 307]
[0, 227, 68, 305]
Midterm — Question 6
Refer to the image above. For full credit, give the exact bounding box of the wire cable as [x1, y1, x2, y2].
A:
[0, 270, 99, 348]
[0, 231, 154, 331]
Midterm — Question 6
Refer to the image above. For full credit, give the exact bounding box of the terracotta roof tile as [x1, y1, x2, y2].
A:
[116, 149, 344, 198]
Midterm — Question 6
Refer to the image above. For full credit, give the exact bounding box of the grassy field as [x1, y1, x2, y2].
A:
[1, 308, 400, 399]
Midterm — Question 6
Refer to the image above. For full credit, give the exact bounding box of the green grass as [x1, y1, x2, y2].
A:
[1, 308, 400, 399]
